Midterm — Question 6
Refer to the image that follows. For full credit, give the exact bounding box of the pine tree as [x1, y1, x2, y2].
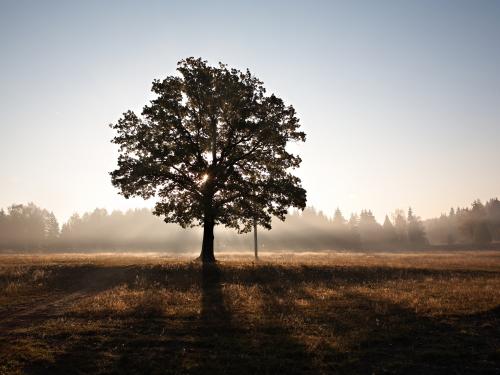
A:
[348, 213, 361, 247]
[358, 210, 383, 244]
[407, 207, 428, 245]
[473, 222, 492, 245]
[44, 212, 59, 244]
[382, 215, 397, 243]
[332, 208, 346, 227]
[392, 209, 408, 244]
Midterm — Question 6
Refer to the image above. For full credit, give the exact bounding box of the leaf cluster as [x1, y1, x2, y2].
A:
[110, 57, 306, 232]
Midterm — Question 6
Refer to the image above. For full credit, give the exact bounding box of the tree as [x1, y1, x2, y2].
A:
[332, 208, 346, 227]
[358, 210, 383, 245]
[44, 212, 59, 244]
[485, 198, 500, 241]
[382, 215, 397, 244]
[348, 213, 358, 229]
[0, 209, 6, 248]
[0, 203, 57, 250]
[473, 221, 492, 245]
[458, 200, 488, 243]
[392, 209, 407, 244]
[348, 213, 361, 247]
[110, 58, 306, 262]
[407, 207, 428, 245]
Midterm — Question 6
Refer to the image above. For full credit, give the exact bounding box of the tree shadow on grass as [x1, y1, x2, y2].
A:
[18, 263, 316, 374]
[216, 264, 500, 374]
[253, 282, 322, 373]
[331, 292, 500, 374]
[229, 263, 498, 289]
[186, 262, 318, 374]
[19, 264, 198, 375]
[200, 263, 231, 327]
[9, 263, 500, 374]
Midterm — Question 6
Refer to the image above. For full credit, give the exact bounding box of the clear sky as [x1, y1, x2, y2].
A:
[1, 0, 499, 224]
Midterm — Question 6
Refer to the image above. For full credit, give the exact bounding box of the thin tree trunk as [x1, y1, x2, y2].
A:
[253, 218, 258, 260]
[200, 218, 216, 263]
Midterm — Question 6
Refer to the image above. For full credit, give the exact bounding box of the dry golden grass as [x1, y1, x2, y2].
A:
[0, 251, 499, 374]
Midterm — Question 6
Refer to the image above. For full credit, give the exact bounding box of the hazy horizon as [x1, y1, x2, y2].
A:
[1, 0, 499, 224]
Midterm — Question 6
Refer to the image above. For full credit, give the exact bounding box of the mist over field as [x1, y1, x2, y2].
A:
[1, 1, 499, 374]
[1, 198, 499, 253]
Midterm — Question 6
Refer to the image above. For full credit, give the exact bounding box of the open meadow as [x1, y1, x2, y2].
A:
[1, 251, 499, 374]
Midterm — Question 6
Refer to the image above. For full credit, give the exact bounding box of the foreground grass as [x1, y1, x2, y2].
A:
[0, 251, 499, 374]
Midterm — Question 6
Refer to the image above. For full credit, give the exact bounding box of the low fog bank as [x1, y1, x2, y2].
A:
[0, 198, 499, 253]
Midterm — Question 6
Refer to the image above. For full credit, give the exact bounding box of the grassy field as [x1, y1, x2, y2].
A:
[0, 251, 499, 374]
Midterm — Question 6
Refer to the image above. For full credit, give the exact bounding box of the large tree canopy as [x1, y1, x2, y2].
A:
[110, 57, 306, 261]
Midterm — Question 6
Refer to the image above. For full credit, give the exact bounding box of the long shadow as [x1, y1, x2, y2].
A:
[200, 262, 231, 327]
[186, 262, 236, 372]
[251, 270, 321, 374]
[6, 262, 499, 374]
[189, 262, 319, 374]
[333, 292, 500, 374]
[18, 264, 199, 374]
[222, 264, 499, 290]
[37, 262, 315, 374]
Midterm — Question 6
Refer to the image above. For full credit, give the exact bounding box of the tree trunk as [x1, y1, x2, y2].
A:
[200, 218, 216, 263]
[253, 218, 258, 260]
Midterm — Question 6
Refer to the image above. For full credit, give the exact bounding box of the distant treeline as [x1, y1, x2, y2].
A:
[0, 198, 499, 252]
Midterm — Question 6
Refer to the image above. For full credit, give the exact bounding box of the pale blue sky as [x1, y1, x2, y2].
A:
[1, 0, 499, 223]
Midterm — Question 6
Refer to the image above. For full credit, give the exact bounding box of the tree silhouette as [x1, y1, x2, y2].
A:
[44, 212, 59, 246]
[407, 207, 428, 245]
[0, 203, 59, 250]
[348, 213, 361, 246]
[392, 209, 408, 244]
[382, 215, 397, 244]
[110, 58, 306, 262]
[358, 210, 383, 245]
[473, 221, 492, 245]
[485, 198, 500, 241]
[332, 207, 347, 227]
